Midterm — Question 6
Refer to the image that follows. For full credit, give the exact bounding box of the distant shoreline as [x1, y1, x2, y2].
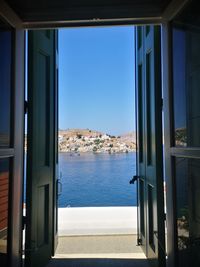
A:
[59, 150, 136, 155]
[59, 128, 136, 154]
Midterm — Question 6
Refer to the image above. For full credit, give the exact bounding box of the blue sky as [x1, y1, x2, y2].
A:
[59, 26, 135, 136]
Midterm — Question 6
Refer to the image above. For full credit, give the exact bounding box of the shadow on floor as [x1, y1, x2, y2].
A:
[45, 258, 149, 267]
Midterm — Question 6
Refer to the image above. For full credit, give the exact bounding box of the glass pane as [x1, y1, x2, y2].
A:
[0, 19, 12, 147]
[146, 25, 150, 36]
[0, 158, 10, 265]
[172, 1, 200, 147]
[175, 157, 200, 267]
[146, 52, 152, 165]
[172, 28, 187, 147]
[138, 64, 143, 163]
[137, 27, 142, 49]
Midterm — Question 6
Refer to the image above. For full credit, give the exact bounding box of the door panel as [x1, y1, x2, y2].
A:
[135, 25, 165, 267]
[25, 30, 56, 267]
[53, 30, 59, 255]
[171, 6, 200, 266]
[136, 27, 147, 255]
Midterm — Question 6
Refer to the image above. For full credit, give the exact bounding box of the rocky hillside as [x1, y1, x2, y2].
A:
[59, 129, 136, 154]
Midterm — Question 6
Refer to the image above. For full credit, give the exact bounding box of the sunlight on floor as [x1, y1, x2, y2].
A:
[55, 235, 144, 259]
[44, 235, 149, 267]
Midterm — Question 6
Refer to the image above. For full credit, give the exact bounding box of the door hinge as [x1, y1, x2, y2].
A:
[24, 100, 28, 114]
[137, 238, 142, 246]
[129, 175, 139, 184]
[164, 213, 167, 221]
[22, 215, 26, 230]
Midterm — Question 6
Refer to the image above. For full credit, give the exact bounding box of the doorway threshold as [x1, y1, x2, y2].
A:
[49, 235, 149, 267]
[55, 235, 145, 259]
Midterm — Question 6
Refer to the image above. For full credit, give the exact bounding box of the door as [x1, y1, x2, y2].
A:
[135, 25, 165, 267]
[53, 30, 59, 255]
[25, 30, 57, 267]
[171, 5, 200, 266]
[0, 19, 15, 267]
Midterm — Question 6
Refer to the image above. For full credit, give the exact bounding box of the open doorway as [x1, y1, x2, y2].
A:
[22, 26, 145, 263]
[56, 26, 140, 258]
[22, 25, 149, 263]
[23, 24, 166, 267]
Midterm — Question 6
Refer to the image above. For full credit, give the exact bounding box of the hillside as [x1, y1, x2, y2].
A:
[59, 129, 136, 154]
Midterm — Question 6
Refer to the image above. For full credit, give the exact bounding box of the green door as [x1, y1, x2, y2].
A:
[135, 25, 165, 267]
[53, 30, 59, 255]
[25, 30, 57, 267]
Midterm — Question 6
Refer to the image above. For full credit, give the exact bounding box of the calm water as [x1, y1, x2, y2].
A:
[59, 152, 136, 207]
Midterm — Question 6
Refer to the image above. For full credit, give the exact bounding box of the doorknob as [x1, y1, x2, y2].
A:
[129, 175, 139, 184]
[57, 179, 62, 196]
[57, 171, 63, 196]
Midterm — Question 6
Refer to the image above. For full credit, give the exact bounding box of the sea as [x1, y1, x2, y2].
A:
[58, 152, 137, 207]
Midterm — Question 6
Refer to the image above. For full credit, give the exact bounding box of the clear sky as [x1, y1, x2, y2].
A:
[59, 26, 135, 136]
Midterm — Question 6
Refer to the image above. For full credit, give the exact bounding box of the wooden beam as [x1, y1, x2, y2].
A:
[161, 0, 190, 21]
[0, 149, 14, 158]
[22, 16, 162, 29]
[171, 147, 200, 158]
[0, 0, 22, 28]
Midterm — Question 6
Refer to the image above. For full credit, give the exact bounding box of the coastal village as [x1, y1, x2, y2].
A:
[59, 129, 136, 154]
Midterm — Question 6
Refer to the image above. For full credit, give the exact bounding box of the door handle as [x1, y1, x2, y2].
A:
[129, 175, 139, 184]
[57, 179, 62, 196]
[57, 171, 63, 196]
